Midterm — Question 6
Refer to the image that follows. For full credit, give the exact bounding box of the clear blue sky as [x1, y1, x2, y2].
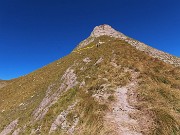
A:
[0, 0, 180, 80]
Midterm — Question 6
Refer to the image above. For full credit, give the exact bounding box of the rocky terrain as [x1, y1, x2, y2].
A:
[0, 25, 180, 135]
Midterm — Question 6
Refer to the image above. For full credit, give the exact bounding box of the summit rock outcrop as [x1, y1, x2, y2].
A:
[90, 24, 127, 39]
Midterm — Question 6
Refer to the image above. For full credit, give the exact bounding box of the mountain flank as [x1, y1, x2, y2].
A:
[0, 25, 180, 135]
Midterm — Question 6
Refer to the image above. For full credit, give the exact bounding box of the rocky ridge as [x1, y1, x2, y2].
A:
[77, 24, 180, 67]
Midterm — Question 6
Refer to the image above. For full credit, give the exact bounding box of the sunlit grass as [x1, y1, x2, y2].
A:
[0, 36, 179, 134]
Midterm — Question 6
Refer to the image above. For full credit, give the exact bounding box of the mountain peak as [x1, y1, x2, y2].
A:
[90, 24, 126, 39]
[91, 24, 113, 36]
[76, 24, 180, 66]
[76, 24, 127, 49]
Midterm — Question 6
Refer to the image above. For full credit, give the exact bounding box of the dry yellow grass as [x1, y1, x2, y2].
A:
[0, 36, 179, 134]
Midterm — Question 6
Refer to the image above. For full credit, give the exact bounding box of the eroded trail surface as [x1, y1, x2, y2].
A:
[105, 71, 142, 135]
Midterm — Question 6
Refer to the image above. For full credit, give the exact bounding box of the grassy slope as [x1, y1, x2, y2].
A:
[0, 36, 179, 134]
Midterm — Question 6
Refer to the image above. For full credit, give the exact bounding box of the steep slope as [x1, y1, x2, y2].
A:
[0, 25, 180, 135]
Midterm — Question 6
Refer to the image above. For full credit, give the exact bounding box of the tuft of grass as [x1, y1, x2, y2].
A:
[153, 109, 180, 135]
[108, 95, 115, 101]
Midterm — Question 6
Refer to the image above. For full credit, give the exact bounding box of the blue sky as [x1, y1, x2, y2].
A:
[0, 0, 180, 80]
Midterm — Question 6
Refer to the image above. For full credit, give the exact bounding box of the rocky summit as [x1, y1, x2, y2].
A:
[90, 24, 127, 39]
[0, 25, 180, 135]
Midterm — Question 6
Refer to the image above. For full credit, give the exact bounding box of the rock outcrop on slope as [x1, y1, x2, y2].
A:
[77, 24, 180, 67]
[0, 81, 7, 89]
